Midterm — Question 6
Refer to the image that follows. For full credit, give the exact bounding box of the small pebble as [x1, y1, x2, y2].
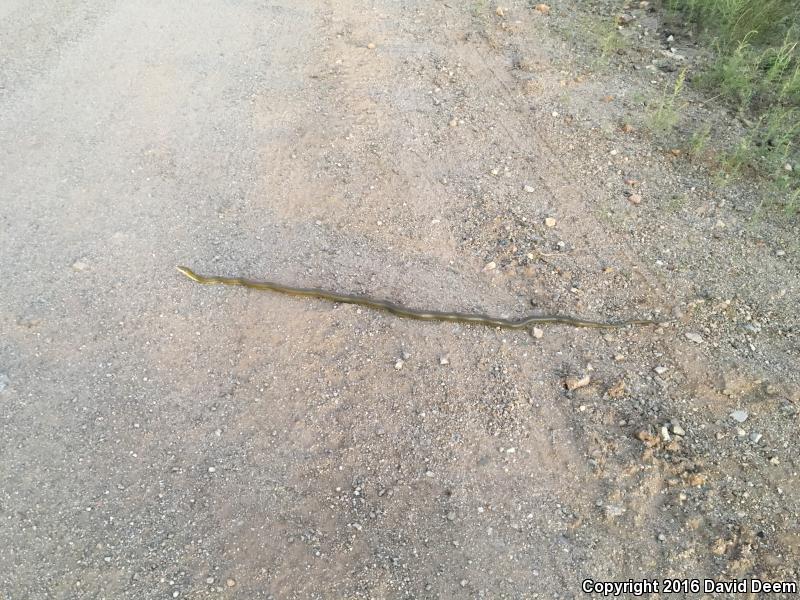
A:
[534, 3, 550, 15]
[769, 456, 780, 465]
[483, 261, 497, 272]
[207, 466, 216, 473]
[447, 511, 456, 521]
[749, 432, 762, 443]
[71, 260, 89, 271]
[730, 410, 748, 423]
[628, 193, 642, 205]
[684, 332, 703, 343]
[531, 327, 543, 339]
[564, 374, 590, 390]
[671, 423, 685, 436]
[544, 217, 556, 227]
[394, 359, 404, 370]
[439, 355, 450, 365]
[206, 577, 215, 584]
[660, 426, 671, 442]
[226, 579, 236, 588]
[654, 366, 668, 375]
[524, 185, 535, 193]
[367, 42, 376, 49]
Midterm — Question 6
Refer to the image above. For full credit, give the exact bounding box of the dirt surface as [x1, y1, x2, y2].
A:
[1, 1, 798, 598]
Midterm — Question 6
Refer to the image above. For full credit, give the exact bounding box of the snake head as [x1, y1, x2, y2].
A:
[176, 266, 201, 282]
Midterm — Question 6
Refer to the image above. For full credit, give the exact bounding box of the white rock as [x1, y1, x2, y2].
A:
[532, 327, 544, 339]
[684, 332, 703, 343]
[730, 409, 749, 423]
[654, 366, 668, 375]
[524, 185, 535, 193]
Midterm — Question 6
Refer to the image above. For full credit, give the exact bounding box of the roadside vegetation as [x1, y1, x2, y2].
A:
[662, 0, 800, 213]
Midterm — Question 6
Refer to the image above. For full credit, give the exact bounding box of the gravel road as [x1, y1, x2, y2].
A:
[2, 1, 798, 598]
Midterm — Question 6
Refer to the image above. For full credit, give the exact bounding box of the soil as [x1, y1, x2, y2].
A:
[0, 0, 797, 598]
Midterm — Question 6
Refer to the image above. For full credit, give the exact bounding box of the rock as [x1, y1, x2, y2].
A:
[687, 473, 706, 486]
[367, 42, 376, 49]
[226, 579, 236, 588]
[628, 193, 642, 205]
[394, 359, 404, 370]
[544, 217, 556, 228]
[0, 373, 8, 392]
[671, 423, 685, 436]
[439, 354, 450, 366]
[534, 3, 550, 15]
[401, 351, 411, 360]
[495, 6, 505, 17]
[206, 577, 215, 584]
[447, 511, 456, 521]
[684, 332, 703, 343]
[71, 260, 89, 271]
[654, 366, 668, 375]
[524, 185, 535, 193]
[769, 456, 780, 465]
[660, 425, 671, 442]
[605, 504, 625, 518]
[749, 432, 762, 443]
[564, 374, 590, 390]
[637, 430, 659, 447]
[531, 327, 544, 339]
[483, 261, 497, 272]
[730, 410, 748, 423]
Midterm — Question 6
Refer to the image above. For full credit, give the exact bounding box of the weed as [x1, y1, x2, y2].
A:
[648, 67, 689, 134]
[688, 123, 713, 159]
[662, 0, 800, 210]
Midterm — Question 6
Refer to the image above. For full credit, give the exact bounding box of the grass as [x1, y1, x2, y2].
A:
[648, 67, 689, 133]
[663, 0, 800, 213]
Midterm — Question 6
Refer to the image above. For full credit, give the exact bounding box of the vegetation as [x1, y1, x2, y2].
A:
[664, 0, 799, 211]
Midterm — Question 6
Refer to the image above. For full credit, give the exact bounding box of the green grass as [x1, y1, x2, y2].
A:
[648, 67, 689, 133]
[664, 0, 800, 212]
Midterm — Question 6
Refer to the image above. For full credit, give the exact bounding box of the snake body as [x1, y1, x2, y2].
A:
[177, 266, 659, 330]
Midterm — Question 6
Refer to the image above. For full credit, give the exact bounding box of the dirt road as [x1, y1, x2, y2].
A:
[1, 1, 798, 598]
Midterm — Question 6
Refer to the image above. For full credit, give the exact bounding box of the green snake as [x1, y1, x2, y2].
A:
[177, 266, 660, 330]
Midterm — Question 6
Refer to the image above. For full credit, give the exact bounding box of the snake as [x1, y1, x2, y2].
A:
[176, 265, 660, 330]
